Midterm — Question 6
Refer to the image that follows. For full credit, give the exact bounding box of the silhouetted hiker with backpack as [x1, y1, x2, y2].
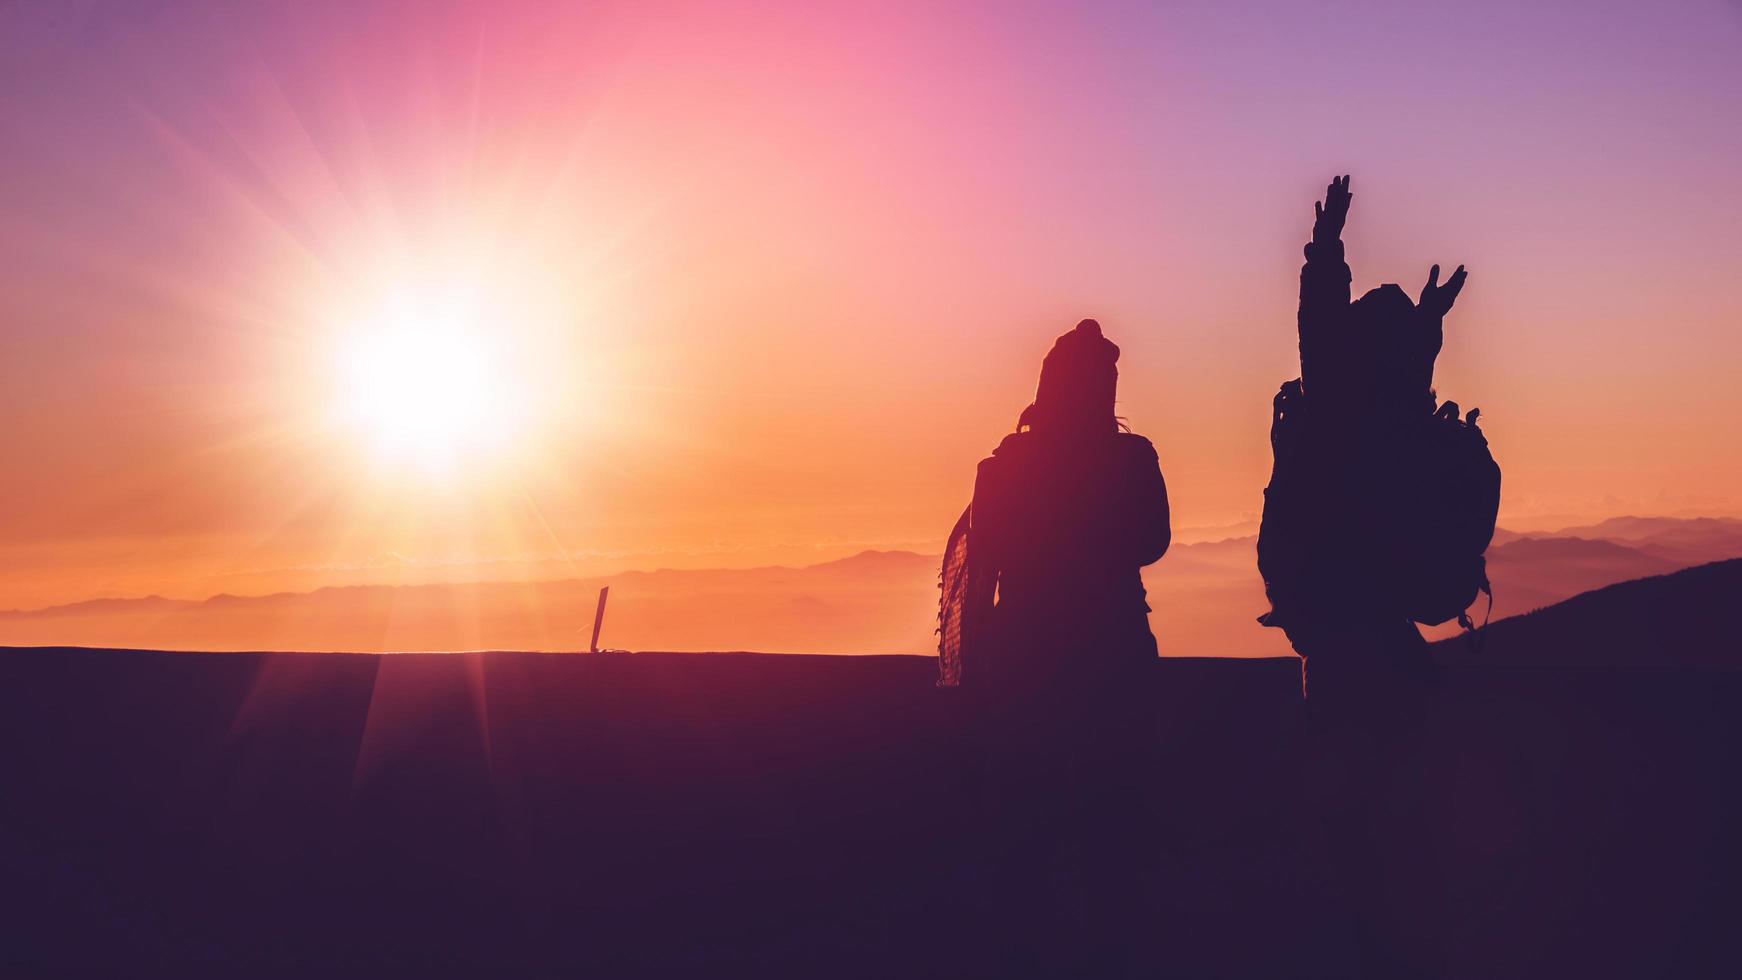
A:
[937, 318, 1170, 975]
[1258, 175, 1501, 976]
[1260, 174, 1499, 695]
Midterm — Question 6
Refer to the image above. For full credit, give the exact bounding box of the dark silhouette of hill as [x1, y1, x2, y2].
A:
[1464, 535, 1682, 627]
[0, 637, 1733, 976]
[1434, 557, 1742, 670]
[1136, 524, 1729, 655]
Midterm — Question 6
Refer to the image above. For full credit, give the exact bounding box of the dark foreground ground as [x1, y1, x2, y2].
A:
[1, 647, 1736, 978]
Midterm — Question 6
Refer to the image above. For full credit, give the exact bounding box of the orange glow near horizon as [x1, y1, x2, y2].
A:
[1, 0, 1740, 644]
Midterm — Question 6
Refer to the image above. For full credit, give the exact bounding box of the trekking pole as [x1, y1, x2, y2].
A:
[589, 586, 609, 653]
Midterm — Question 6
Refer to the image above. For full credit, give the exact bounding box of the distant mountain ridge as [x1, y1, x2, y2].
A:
[1548, 515, 1742, 540]
[0, 549, 939, 617]
[4, 517, 1740, 656]
[1539, 516, 1742, 565]
[0, 549, 947, 654]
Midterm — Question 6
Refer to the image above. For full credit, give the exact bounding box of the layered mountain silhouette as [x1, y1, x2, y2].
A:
[1443, 535, 1680, 631]
[1546, 515, 1742, 564]
[4, 516, 1738, 655]
[0, 550, 943, 654]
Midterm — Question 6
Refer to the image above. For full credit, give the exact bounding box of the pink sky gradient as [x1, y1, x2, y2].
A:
[1, 0, 1739, 609]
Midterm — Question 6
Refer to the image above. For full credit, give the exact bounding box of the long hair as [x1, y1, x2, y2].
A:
[936, 504, 973, 687]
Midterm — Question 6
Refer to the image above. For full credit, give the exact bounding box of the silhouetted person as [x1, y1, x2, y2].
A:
[943, 318, 1169, 975]
[1260, 176, 1498, 978]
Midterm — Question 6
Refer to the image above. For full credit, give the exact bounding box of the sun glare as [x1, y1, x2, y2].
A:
[338, 283, 526, 468]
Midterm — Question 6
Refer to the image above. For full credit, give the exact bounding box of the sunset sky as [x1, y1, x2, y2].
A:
[2, 0, 1739, 611]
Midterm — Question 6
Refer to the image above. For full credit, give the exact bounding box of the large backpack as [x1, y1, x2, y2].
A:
[1258, 379, 1501, 633]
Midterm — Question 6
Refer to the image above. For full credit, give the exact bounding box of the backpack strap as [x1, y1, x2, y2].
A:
[1458, 569, 1494, 653]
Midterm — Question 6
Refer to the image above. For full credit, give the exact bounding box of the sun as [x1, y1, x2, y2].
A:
[337, 282, 527, 468]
